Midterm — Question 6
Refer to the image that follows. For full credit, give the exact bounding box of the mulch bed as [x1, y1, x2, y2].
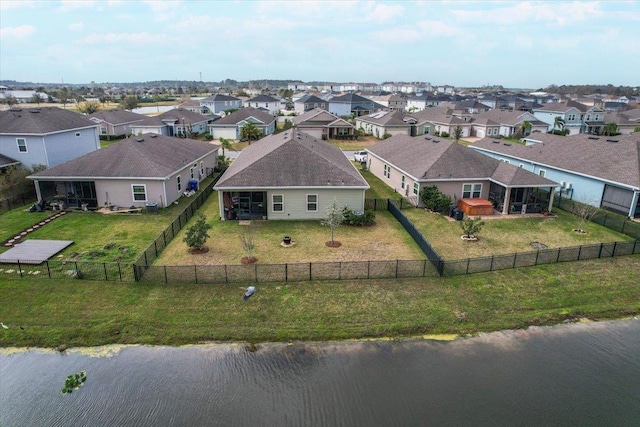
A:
[241, 256, 258, 264]
[189, 246, 210, 255]
[325, 241, 342, 248]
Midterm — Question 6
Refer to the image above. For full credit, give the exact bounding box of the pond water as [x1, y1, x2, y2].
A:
[1, 319, 639, 426]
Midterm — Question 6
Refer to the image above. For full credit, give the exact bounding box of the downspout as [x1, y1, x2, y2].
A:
[162, 180, 168, 208]
[629, 191, 640, 219]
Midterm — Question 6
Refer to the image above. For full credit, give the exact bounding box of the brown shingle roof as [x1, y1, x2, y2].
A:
[367, 134, 557, 187]
[0, 107, 98, 135]
[215, 131, 368, 188]
[30, 134, 218, 179]
[472, 133, 640, 188]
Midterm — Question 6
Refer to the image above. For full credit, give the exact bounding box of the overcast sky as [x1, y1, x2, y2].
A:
[1, 0, 639, 88]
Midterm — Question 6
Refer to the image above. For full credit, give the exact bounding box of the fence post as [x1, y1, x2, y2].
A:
[598, 243, 603, 258]
[422, 259, 427, 277]
[178, 215, 182, 228]
[309, 262, 312, 281]
[194, 265, 198, 284]
[577, 245, 583, 260]
[634, 240, 638, 255]
[612, 241, 617, 257]
[163, 232, 167, 248]
[490, 255, 494, 271]
[17, 260, 22, 278]
[46, 260, 51, 278]
[466, 258, 470, 274]
[535, 250, 540, 266]
[368, 261, 371, 279]
[374, 199, 377, 210]
[118, 263, 122, 281]
[133, 265, 139, 282]
[395, 260, 399, 278]
[144, 251, 148, 265]
[512, 253, 517, 268]
[224, 264, 228, 283]
[621, 220, 626, 235]
[103, 263, 108, 281]
[75, 261, 79, 277]
[556, 248, 561, 263]
[437, 260, 444, 277]
[154, 240, 158, 257]
[285, 263, 288, 282]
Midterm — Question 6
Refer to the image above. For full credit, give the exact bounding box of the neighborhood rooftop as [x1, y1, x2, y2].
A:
[30, 133, 218, 179]
[0, 107, 98, 134]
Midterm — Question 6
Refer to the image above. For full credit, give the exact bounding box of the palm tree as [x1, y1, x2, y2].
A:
[219, 137, 234, 157]
[516, 120, 532, 137]
[553, 116, 565, 134]
[240, 122, 262, 144]
[602, 122, 618, 136]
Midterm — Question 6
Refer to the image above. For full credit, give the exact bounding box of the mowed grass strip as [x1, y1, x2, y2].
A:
[155, 191, 424, 265]
[0, 255, 638, 347]
[402, 207, 634, 260]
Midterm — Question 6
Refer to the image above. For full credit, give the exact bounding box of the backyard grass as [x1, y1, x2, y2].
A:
[402, 207, 634, 260]
[0, 255, 638, 348]
[360, 167, 404, 199]
[154, 191, 424, 265]
[327, 135, 379, 150]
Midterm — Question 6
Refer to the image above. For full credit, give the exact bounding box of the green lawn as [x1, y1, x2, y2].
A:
[1, 255, 638, 347]
[154, 191, 423, 265]
[402, 207, 634, 260]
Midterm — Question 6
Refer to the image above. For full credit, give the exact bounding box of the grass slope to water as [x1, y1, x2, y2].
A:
[0, 256, 638, 348]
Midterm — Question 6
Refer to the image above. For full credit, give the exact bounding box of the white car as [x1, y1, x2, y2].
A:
[353, 151, 368, 163]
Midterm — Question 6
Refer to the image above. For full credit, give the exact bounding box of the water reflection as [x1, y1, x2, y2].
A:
[1, 319, 639, 426]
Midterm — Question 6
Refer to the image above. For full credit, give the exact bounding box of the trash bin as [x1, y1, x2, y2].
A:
[145, 202, 158, 213]
[188, 180, 198, 191]
[453, 208, 464, 221]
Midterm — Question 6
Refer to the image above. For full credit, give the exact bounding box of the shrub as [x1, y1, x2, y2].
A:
[459, 217, 485, 238]
[440, 131, 450, 138]
[342, 207, 375, 226]
[420, 185, 452, 213]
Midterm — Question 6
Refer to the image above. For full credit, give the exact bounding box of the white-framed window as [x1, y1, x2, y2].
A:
[272, 194, 283, 212]
[16, 138, 27, 153]
[539, 169, 546, 178]
[200, 161, 204, 177]
[568, 114, 576, 121]
[424, 126, 430, 134]
[190, 167, 195, 180]
[384, 164, 391, 179]
[131, 184, 147, 202]
[462, 183, 482, 198]
[177, 176, 182, 191]
[306, 194, 318, 212]
[401, 175, 406, 189]
[100, 127, 107, 135]
[75, 132, 81, 137]
[413, 182, 419, 195]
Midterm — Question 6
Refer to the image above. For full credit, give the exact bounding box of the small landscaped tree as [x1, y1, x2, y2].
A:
[459, 217, 485, 240]
[119, 95, 139, 111]
[571, 197, 600, 234]
[453, 125, 463, 143]
[240, 122, 262, 144]
[76, 101, 101, 115]
[183, 213, 212, 253]
[239, 223, 257, 263]
[601, 122, 619, 136]
[552, 116, 565, 134]
[323, 198, 344, 247]
[515, 120, 532, 137]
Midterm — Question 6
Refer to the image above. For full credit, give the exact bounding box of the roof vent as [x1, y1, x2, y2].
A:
[503, 143, 511, 146]
[425, 136, 432, 140]
[492, 140, 500, 144]
[433, 139, 440, 143]
[150, 134, 157, 138]
[607, 139, 618, 143]
[588, 136, 599, 140]
[30, 110, 40, 113]
[136, 138, 144, 142]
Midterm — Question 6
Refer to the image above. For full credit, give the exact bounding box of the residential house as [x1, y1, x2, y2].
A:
[0, 86, 48, 103]
[214, 130, 369, 220]
[406, 94, 441, 112]
[178, 98, 213, 115]
[244, 94, 281, 116]
[436, 85, 455, 95]
[287, 82, 308, 91]
[329, 93, 376, 117]
[87, 109, 146, 138]
[294, 95, 329, 115]
[366, 134, 558, 213]
[477, 94, 510, 110]
[454, 100, 490, 114]
[129, 108, 211, 137]
[354, 111, 411, 139]
[208, 107, 276, 140]
[28, 133, 218, 209]
[471, 109, 547, 138]
[407, 107, 472, 138]
[604, 108, 640, 134]
[0, 107, 100, 169]
[200, 94, 242, 115]
[291, 108, 355, 139]
[532, 100, 605, 135]
[470, 133, 640, 218]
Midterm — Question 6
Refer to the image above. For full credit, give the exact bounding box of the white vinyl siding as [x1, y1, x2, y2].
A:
[131, 184, 147, 202]
[265, 189, 365, 220]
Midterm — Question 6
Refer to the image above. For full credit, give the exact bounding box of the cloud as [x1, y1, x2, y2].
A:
[57, 0, 98, 12]
[366, 3, 406, 23]
[0, 0, 36, 10]
[142, 0, 183, 21]
[78, 32, 173, 45]
[0, 25, 37, 40]
[369, 20, 462, 43]
[69, 22, 85, 31]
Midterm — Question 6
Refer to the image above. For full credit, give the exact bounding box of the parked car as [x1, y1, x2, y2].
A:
[353, 151, 368, 162]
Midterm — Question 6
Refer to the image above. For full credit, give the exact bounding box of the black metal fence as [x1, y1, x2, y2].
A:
[553, 196, 640, 240]
[137, 259, 440, 284]
[0, 259, 135, 282]
[133, 170, 225, 280]
[442, 240, 639, 276]
[0, 190, 37, 214]
[388, 199, 445, 275]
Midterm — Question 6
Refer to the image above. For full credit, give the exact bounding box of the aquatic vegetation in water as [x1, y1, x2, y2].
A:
[61, 371, 87, 394]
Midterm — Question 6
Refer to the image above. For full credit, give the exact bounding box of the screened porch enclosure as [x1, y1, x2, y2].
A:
[223, 191, 267, 220]
[36, 180, 98, 209]
[488, 183, 551, 214]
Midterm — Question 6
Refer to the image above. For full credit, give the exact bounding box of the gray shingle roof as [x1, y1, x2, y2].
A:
[0, 107, 98, 135]
[292, 108, 352, 128]
[247, 94, 279, 103]
[407, 107, 467, 125]
[133, 108, 211, 127]
[472, 133, 640, 188]
[30, 134, 218, 179]
[215, 131, 368, 188]
[367, 134, 557, 187]
[87, 109, 146, 125]
[330, 93, 372, 104]
[202, 94, 240, 102]
[357, 110, 409, 126]
[210, 107, 275, 126]
[0, 153, 20, 168]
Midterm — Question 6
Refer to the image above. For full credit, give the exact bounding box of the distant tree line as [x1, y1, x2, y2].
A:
[542, 84, 638, 97]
